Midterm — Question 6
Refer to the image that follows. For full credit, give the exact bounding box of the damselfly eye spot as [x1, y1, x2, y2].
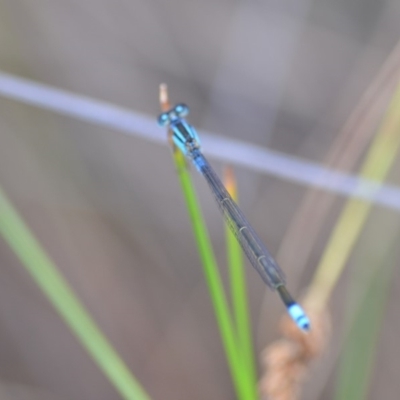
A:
[157, 112, 170, 126]
[174, 103, 189, 117]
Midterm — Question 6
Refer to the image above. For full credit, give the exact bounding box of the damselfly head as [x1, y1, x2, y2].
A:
[157, 104, 190, 127]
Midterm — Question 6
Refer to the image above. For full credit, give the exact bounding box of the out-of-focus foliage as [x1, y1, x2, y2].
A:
[0, 1, 399, 399]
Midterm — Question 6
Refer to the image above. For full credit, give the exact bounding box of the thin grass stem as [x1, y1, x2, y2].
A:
[224, 166, 258, 398]
[171, 149, 253, 399]
[306, 80, 400, 311]
[0, 187, 151, 400]
[334, 228, 400, 400]
[160, 85, 255, 399]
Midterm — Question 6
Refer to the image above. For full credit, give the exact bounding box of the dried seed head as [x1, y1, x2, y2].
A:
[259, 305, 330, 400]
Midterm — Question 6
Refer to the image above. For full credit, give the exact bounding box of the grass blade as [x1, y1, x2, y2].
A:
[171, 148, 254, 399]
[330, 81, 400, 400]
[334, 225, 399, 400]
[0, 187, 151, 400]
[224, 166, 257, 398]
[307, 79, 400, 310]
[159, 84, 255, 399]
[259, 77, 400, 400]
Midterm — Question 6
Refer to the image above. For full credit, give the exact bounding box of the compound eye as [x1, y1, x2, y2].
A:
[174, 103, 189, 117]
[157, 112, 170, 127]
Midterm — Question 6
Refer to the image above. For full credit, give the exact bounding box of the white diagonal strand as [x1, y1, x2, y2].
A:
[0, 71, 399, 211]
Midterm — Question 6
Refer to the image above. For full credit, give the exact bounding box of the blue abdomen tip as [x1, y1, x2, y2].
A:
[288, 304, 310, 331]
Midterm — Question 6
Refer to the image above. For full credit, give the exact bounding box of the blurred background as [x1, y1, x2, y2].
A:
[0, 0, 400, 399]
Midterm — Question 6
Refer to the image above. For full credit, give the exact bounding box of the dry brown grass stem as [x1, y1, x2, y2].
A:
[276, 40, 400, 295]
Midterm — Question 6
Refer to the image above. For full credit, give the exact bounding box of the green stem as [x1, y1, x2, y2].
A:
[334, 227, 399, 400]
[172, 149, 253, 399]
[225, 173, 257, 398]
[0, 187, 150, 400]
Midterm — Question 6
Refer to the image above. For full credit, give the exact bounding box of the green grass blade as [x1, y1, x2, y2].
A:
[224, 167, 257, 398]
[0, 187, 151, 400]
[308, 80, 400, 309]
[331, 81, 400, 400]
[171, 149, 254, 399]
[334, 227, 399, 400]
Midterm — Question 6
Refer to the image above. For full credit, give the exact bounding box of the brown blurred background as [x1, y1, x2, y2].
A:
[0, 0, 399, 399]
